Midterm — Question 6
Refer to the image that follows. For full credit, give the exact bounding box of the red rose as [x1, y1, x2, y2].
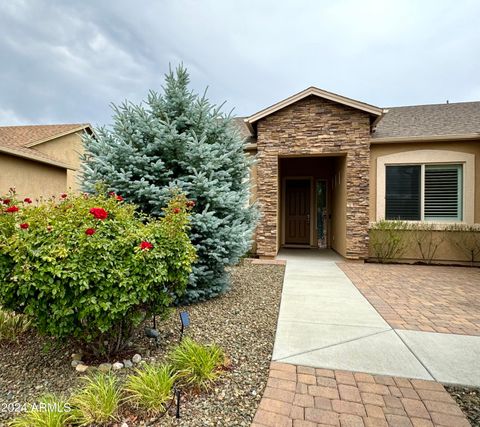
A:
[85, 228, 96, 236]
[89, 207, 108, 220]
[140, 241, 153, 251]
[186, 200, 195, 208]
[116, 195, 124, 201]
[5, 206, 19, 213]
[19, 223, 29, 229]
[61, 193, 68, 199]
[108, 191, 115, 196]
[173, 207, 181, 214]
[3, 199, 11, 205]
[24, 198, 32, 204]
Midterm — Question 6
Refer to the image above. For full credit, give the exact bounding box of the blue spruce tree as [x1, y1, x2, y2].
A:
[81, 66, 257, 302]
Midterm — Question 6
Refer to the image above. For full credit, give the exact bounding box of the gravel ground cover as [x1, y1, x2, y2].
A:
[447, 385, 480, 427]
[0, 260, 285, 426]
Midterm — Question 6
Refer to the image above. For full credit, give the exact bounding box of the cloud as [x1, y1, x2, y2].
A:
[0, 0, 479, 127]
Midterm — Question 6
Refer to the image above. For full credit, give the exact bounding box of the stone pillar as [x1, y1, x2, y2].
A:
[345, 150, 370, 259]
[256, 150, 279, 258]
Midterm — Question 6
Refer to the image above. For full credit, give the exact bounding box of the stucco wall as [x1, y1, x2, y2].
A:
[34, 132, 85, 191]
[0, 153, 67, 200]
[255, 95, 371, 259]
[331, 156, 347, 256]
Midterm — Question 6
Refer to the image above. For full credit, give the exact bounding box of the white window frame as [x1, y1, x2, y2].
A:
[376, 150, 475, 224]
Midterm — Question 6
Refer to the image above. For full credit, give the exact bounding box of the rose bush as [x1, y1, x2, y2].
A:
[0, 190, 196, 355]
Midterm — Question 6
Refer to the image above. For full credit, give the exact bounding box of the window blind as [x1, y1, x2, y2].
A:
[424, 165, 462, 220]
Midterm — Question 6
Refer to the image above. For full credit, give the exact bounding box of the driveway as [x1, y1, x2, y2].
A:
[272, 250, 480, 387]
[338, 262, 480, 336]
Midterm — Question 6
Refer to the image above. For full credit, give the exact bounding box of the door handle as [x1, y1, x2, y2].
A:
[306, 214, 310, 223]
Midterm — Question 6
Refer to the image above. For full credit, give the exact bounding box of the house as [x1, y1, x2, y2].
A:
[239, 87, 480, 262]
[0, 123, 92, 200]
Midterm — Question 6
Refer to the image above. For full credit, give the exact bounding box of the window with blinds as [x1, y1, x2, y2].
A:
[385, 163, 463, 222]
[424, 165, 462, 221]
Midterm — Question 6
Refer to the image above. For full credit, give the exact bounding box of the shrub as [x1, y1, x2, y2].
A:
[124, 363, 176, 414]
[0, 307, 30, 343]
[410, 222, 446, 264]
[168, 337, 225, 390]
[81, 65, 258, 303]
[9, 394, 72, 427]
[369, 220, 411, 263]
[69, 373, 121, 426]
[0, 190, 196, 355]
[446, 224, 480, 265]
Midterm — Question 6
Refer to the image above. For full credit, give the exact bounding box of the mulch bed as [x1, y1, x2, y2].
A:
[0, 260, 285, 426]
[446, 385, 480, 427]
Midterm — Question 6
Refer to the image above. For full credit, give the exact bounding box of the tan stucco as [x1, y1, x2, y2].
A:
[0, 153, 67, 201]
[331, 156, 347, 257]
[34, 132, 85, 191]
[370, 141, 480, 222]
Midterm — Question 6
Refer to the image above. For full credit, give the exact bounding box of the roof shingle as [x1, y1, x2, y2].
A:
[0, 123, 90, 148]
[0, 123, 90, 169]
[236, 100, 480, 143]
[373, 101, 480, 139]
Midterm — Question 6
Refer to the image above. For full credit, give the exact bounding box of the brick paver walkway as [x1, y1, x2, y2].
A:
[338, 263, 480, 336]
[253, 362, 470, 427]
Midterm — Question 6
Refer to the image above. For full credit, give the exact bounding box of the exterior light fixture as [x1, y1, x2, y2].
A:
[144, 313, 160, 347]
[175, 388, 181, 418]
[179, 311, 190, 340]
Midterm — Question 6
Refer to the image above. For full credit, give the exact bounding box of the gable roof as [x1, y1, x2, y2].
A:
[0, 123, 91, 169]
[373, 101, 480, 141]
[244, 86, 384, 132]
[0, 123, 91, 148]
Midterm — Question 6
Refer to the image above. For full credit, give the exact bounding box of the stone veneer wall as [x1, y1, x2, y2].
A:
[255, 95, 371, 259]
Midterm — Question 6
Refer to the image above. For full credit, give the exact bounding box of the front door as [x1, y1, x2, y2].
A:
[285, 179, 311, 245]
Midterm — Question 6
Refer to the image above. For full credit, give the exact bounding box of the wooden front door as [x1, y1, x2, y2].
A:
[285, 179, 311, 245]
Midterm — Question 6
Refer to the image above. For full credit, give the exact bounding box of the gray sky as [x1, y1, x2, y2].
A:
[1, 0, 479, 127]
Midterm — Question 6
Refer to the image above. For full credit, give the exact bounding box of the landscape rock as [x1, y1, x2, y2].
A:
[71, 353, 82, 361]
[132, 354, 142, 363]
[71, 360, 82, 368]
[112, 362, 124, 370]
[75, 364, 88, 373]
[98, 363, 112, 372]
[123, 359, 133, 368]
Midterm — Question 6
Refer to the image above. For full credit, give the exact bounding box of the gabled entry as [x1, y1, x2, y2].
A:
[248, 87, 378, 259]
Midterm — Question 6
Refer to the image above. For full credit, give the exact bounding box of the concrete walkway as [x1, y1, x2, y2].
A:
[272, 249, 480, 387]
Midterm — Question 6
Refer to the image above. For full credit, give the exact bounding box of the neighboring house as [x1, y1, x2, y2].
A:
[0, 123, 92, 200]
[239, 87, 480, 262]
